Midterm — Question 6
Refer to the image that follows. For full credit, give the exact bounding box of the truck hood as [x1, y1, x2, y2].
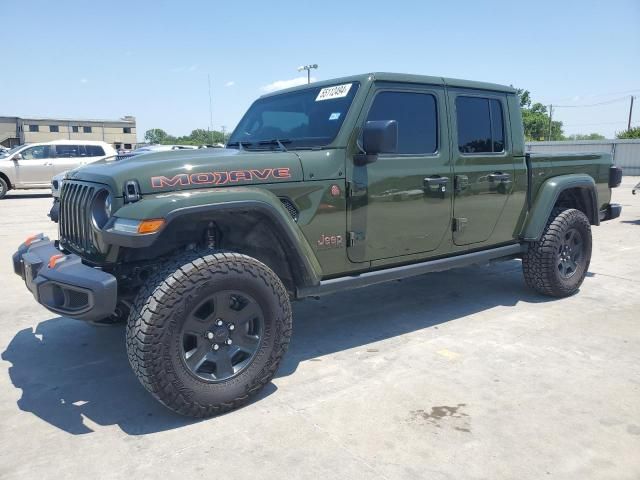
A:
[66, 148, 303, 196]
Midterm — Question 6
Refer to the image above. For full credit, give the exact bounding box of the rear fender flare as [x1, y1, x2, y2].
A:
[522, 174, 598, 241]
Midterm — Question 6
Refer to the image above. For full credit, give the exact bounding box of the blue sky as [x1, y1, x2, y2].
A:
[1, 0, 638, 139]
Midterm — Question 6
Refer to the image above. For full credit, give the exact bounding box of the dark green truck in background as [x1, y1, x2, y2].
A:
[13, 73, 623, 417]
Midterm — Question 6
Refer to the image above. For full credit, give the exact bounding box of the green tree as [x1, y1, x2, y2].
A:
[516, 89, 564, 141]
[565, 133, 606, 140]
[616, 127, 640, 139]
[144, 128, 173, 144]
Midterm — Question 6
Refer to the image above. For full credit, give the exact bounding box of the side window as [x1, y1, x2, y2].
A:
[55, 144, 81, 158]
[86, 145, 105, 156]
[21, 145, 50, 160]
[456, 96, 505, 154]
[366, 91, 437, 154]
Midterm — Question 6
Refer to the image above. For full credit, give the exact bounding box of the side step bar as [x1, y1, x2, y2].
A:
[297, 243, 524, 298]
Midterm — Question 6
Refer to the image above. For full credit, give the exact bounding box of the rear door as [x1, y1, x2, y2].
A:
[13, 145, 54, 187]
[448, 91, 514, 245]
[347, 83, 452, 262]
[52, 144, 83, 175]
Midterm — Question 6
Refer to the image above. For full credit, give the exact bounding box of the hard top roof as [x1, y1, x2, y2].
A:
[260, 72, 516, 98]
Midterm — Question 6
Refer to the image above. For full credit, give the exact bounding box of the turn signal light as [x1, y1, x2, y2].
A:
[48, 254, 65, 269]
[137, 219, 165, 234]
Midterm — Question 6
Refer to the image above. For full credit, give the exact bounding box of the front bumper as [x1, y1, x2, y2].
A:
[12, 235, 117, 321]
[600, 203, 622, 221]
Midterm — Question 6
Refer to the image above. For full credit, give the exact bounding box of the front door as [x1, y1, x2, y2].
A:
[347, 84, 452, 262]
[448, 91, 514, 245]
[14, 145, 54, 187]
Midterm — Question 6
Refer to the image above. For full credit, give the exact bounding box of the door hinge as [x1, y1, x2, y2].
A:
[452, 217, 468, 232]
[345, 181, 352, 198]
[347, 231, 365, 247]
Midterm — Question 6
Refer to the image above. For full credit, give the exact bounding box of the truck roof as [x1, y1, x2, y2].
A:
[260, 72, 516, 98]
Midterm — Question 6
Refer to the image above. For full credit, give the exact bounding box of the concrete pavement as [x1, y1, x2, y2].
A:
[0, 178, 639, 479]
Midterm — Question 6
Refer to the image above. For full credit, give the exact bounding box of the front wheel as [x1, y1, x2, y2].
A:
[522, 208, 592, 297]
[0, 177, 8, 199]
[126, 251, 292, 417]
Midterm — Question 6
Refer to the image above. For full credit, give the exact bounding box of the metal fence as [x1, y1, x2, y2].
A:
[526, 139, 640, 175]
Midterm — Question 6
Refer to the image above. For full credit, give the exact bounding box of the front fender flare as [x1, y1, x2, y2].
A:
[522, 174, 598, 241]
[104, 187, 322, 288]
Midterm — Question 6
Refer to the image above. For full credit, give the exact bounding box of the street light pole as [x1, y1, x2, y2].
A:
[297, 64, 318, 84]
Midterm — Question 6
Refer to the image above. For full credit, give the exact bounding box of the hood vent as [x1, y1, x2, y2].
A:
[279, 198, 298, 222]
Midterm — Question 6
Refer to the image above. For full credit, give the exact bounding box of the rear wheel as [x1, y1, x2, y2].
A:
[522, 208, 592, 297]
[0, 177, 8, 199]
[126, 251, 292, 417]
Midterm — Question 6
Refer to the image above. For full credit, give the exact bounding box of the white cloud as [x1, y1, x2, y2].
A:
[260, 76, 315, 93]
[188, 64, 198, 72]
[225, 81, 235, 87]
[80, 78, 88, 84]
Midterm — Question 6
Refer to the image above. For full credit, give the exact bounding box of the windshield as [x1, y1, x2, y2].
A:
[228, 82, 359, 149]
[0, 145, 24, 158]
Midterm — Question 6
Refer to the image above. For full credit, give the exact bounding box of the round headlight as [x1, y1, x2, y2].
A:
[104, 194, 112, 218]
[92, 190, 112, 229]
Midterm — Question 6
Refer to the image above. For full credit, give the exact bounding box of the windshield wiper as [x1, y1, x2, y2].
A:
[226, 141, 253, 150]
[257, 138, 291, 152]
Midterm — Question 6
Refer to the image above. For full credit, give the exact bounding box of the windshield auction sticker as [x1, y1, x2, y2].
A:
[316, 83, 352, 101]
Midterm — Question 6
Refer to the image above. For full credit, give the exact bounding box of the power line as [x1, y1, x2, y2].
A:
[553, 96, 630, 108]
[540, 88, 640, 104]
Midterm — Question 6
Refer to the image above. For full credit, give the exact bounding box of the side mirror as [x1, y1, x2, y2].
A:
[12, 153, 23, 161]
[354, 120, 398, 166]
[363, 120, 398, 155]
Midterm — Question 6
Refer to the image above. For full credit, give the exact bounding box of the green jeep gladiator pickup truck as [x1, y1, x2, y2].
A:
[13, 73, 622, 417]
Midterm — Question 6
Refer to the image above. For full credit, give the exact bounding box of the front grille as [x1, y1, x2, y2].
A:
[59, 181, 102, 254]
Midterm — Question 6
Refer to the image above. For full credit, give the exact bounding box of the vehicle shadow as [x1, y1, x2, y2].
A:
[2, 259, 552, 436]
[620, 219, 640, 225]
[1, 317, 276, 435]
[278, 260, 551, 377]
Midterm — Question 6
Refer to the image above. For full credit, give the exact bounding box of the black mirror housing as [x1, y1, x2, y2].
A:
[363, 120, 398, 155]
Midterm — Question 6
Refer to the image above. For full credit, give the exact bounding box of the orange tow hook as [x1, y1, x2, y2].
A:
[48, 254, 65, 269]
[24, 234, 42, 247]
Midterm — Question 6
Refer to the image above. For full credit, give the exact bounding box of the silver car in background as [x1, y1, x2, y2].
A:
[0, 140, 116, 199]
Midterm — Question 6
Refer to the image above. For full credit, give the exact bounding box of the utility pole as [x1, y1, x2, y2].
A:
[297, 64, 318, 84]
[221, 125, 226, 144]
[548, 104, 553, 141]
[208, 74, 214, 145]
[628, 95, 635, 131]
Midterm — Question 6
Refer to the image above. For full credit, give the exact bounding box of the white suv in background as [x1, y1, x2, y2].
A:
[0, 140, 116, 199]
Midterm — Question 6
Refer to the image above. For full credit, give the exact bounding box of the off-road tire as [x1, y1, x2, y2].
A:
[0, 177, 8, 199]
[126, 251, 292, 417]
[522, 208, 592, 297]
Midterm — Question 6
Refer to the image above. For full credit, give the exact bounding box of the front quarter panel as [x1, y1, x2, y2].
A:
[110, 186, 323, 285]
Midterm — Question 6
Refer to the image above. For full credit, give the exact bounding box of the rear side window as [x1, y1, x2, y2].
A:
[55, 145, 81, 158]
[86, 145, 105, 156]
[456, 97, 505, 154]
[366, 91, 437, 154]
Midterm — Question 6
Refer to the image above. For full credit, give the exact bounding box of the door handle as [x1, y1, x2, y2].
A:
[423, 176, 449, 187]
[44, 162, 53, 166]
[488, 172, 511, 182]
[423, 176, 449, 197]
